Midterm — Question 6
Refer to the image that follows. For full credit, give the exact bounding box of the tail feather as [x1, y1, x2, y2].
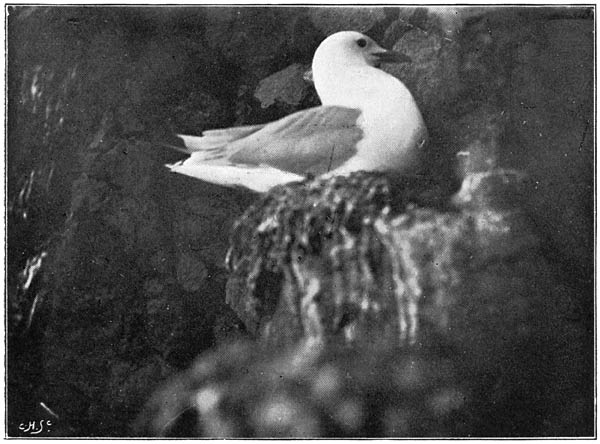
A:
[177, 124, 265, 152]
[201, 124, 265, 138]
[167, 122, 303, 191]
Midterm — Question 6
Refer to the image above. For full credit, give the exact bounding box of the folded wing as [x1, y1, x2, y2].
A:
[178, 106, 362, 176]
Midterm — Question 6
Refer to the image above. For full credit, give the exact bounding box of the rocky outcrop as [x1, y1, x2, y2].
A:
[136, 169, 590, 437]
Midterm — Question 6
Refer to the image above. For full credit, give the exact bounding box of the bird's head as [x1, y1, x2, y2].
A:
[313, 31, 411, 70]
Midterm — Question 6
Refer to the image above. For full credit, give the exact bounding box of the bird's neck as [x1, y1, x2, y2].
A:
[314, 66, 411, 109]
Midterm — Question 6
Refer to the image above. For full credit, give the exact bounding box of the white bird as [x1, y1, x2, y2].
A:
[168, 31, 427, 192]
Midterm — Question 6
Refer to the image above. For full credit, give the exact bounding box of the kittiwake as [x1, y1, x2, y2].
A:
[168, 31, 427, 192]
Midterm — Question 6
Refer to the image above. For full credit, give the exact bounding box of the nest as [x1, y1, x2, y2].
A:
[225, 172, 449, 342]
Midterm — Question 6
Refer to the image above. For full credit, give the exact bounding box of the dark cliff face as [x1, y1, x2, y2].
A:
[6, 6, 594, 437]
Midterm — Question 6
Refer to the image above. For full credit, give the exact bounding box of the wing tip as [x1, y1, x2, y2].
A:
[165, 161, 184, 171]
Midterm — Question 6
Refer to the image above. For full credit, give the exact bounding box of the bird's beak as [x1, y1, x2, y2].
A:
[372, 49, 412, 64]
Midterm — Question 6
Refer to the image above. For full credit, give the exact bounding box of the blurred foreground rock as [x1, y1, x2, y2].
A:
[137, 339, 470, 437]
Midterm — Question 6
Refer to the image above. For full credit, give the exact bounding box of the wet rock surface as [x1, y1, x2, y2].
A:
[7, 6, 593, 437]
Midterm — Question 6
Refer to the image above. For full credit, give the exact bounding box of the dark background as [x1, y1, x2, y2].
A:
[6, 6, 594, 437]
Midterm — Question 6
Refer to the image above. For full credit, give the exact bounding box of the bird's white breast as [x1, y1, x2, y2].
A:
[315, 66, 426, 175]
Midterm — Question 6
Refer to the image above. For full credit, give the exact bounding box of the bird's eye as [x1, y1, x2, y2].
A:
[356, 38, 367, 48]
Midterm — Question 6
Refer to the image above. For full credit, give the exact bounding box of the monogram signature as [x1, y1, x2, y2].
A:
[18, 419, 52, 435]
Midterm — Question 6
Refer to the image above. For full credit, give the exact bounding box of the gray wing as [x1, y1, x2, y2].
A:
[185, 106, 363, 176]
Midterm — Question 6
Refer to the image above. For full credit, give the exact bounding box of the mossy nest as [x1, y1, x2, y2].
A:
[225, 172, 448, 336]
